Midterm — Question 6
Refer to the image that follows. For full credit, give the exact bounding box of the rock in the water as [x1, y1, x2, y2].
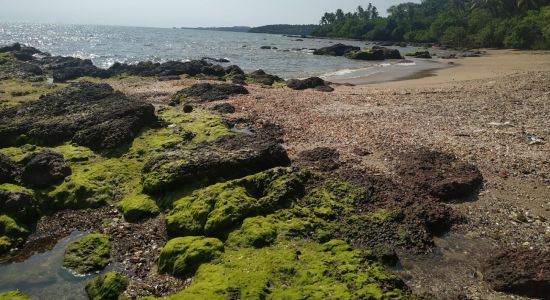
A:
[202, 57, 230, 63]
[63, 233, 111, 274]
[372, 46, 403, 59]
[85, 272, 129, 300]
[0, 43, 22, 53]
[0, 154, 18, 184]
[345, 49, 385, 60]
[395, 149, 483, 201]
[211, 103, 236, 114]
[21, 151, 71, 188]
[172, 83, 248, 103]
[484, 248, 550, 299]
[158, 236, 224, 276]
[313, 43, 360, 56]
[142, 124, 291, 194]
[287, 77, 328, 90]
[0, 81, 156, 150]
[406, 51, 432, 59]
[0, 184, 38, 223]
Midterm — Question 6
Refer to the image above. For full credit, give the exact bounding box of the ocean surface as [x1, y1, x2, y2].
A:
[0, 22, 454, 81]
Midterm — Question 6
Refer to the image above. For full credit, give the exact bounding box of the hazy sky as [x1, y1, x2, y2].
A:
[0, 0, 417, 28]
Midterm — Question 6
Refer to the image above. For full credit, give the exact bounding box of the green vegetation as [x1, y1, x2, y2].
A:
[0, 214, 27, 253]
[116, 193, 160, 222]
[0, 291, 31, 300]
[158, 236, 224, 276]
[226, 216, 278, 248]
[158, 239, 408, 300]
[63, 233, 111, 274]
[86, 272, 129, 300]
[248, 24, 319, 36]
[314, 0, 550, 49]
[0, 79, 67, 110]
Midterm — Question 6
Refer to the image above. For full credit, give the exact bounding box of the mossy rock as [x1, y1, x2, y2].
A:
[63, 233, 111, 274]
[0, 291, 31, 300]
[158, 236, 224, 276]
[345, 49, 385, 60]
[226, 216, 277, 248]
[0, 214, 27, 254]
[116, 193, 160, 222]
[85, 272, 129, 300]
[157, 239, 409, 299]
[165, 167, 306, 238]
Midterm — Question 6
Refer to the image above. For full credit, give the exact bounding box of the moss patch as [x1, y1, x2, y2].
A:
[86, 272, 129, 300]
[0, 214, 27, 253]
[165, 167, 306, 238]
[0, 291, 31, 300]
[160, 239, 408, 299]
[158, 236, 224, 276]
[226, 216, 277, 248]
[63, 233, 111, 274]
[116, 193, 160, 222]
[0, 79, 67, 110]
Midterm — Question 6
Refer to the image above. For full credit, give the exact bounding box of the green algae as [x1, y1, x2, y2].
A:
[116, 193, 160, 222]
[158, 236, 224, 276]
[63, 233, 111, 274]
[0, 79, 67, 109]
[86, 272, 129, 300]
[158, 239, 409, 300]
[0, 291, 31, 300]
[165, 167, 307, 238]
[0, 214, 27, 253]
[226, 216, 278, 248]
[0, 183, 32, 193]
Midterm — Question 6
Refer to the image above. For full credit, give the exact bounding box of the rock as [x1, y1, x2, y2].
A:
[116, 194, 160, 222]
[0, 43, 22, 53]
[372, 46, 403, 59]
[37, 56, 111, 82]
[247, 69, 284, 86]
[158, 236, 224, 276]
[85, 272, 129, 300]
[313, 43, 360, 56]
[260, 46, 274, 49]
[406, 51, 432, 59]
[172, 83, 249, 103]
[484, 248, 550, 299]
[183, 105, 194, 113]
[201, 57, 230, 63]
[287, 77, 327, 90]
[142, 124, 291, 194]
[345, 49, 385, 61]
[226, 216, 277, 248]
[165, 167, 306, 237]
[211, 103, 236, 114]
[0, 184, 38, 223]
[315, 85, 335, 92]
[224, 65, 245, 76]
[0, 154, 18, 184]
[63, 233, 111, 274]
[0, 214, 28, 254]
[21, 151, 71, 188]
[0, 81, 157, 150]
[0, 291, 31, 300]
[108, 59, 227, 78]
[395, 149, 483, 201]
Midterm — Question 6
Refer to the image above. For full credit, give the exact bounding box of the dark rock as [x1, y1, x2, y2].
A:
[0, 188, 38, 223]
[247, 69, 284, 86]
[260, 46, 273, 50]
[224, 65, 245, 76]
[313, 43, 360, 56]
[159, 75, 180, 81]
[287, 77, 327, 90]
[211, 103, 236, 114]
[37, 56, 111, 82]
[395, 149, 483, 201]
[231, 74, 247, 85]
[21, 151, 71, 188]
[0, 154, 18, 184]
[172, 83, 248, 103]
[142, 124, 290, 194]
[315, 85, 334, 92]
[0, 81, 156, 150]
[484, 248, 550, 299]
[345, 49, 385, 61]
[183, 105, 193, 113]
[406, 51, 432, 59]
[372, 46, 403, 59]
[0, 43, 22, 53]
[19, 63, 44, 75]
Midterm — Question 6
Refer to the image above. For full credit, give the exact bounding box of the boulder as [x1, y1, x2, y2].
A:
[484, 248, 550, 299]
[313, 43, 360, 56]
[116, 194, 160, 222]
[0, 81, 157, 150]
[211, 103, 236, 114]
[0, 185, 38, 223]
[63, 233, 111, 274]
[345, 49, 385, 61]
[247, 69, 284, 86]
[37, 56, 111, 82]
[372, 46, 403, 59]
[85, 272, 129, 300]
[287, 77, 328, 90]
[158, 236, 224, 276]
[172, 83, 249, 103]
[0, 154, 18, 184]
[21, 151, 71, 188]
[406, 51, 432, 59]
[0, 43, 22, 53]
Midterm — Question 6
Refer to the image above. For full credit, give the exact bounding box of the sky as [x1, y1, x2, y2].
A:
[0, 0, 418, 28]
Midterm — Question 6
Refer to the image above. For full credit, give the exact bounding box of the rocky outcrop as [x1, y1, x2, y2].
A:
[159, 236, 224, 276]
[287, 77, 333, 92]
[21, 151, 71, 188]
[172, 83, 249, 103]
[0, 81, 156, 150]
[0, 186, 38, 223]
[247, 69, 284, 86]
[86, 272, 129, 300]
[406, 51, 432, 59]
[142, 124, 291, 194]
[313, 43, 360, 56]
[484, 248, 550, 299]
[0, 154, 18, 184]
[345, 47, 403, 61]
[395, 149, 483, 201]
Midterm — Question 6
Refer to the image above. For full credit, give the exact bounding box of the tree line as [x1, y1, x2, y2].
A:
[313, 0, 550, 49]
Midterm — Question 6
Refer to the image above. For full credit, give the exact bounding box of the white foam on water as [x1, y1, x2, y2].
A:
[398, 62, 416, 66]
